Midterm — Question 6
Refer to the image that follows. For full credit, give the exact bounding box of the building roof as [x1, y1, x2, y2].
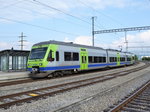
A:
[0, 49, 30, 56]
[33, 40, 105, 50]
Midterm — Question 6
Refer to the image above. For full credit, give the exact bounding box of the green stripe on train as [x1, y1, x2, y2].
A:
[117, 52, 120, 66]
[80, 48, 88, 70]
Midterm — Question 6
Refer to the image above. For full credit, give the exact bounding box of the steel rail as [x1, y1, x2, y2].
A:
[0, 63, 149, 109]
[0, 62, 139, 87]
[54, 73, 149, 112]
[108, 80, 150, 112]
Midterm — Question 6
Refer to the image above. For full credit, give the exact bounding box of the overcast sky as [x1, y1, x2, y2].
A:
[0, 0, 150, 56]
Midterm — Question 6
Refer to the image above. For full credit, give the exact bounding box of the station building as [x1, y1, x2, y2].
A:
[0, 49, 30, 72]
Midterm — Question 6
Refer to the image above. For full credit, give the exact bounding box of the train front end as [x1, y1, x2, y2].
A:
[27, 44, 50, 78]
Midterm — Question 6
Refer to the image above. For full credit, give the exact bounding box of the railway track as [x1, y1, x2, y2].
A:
[0, 78, 40, 87]
[106, 80, 150, 112]
[0, 62, 140, 87]
[0, 63, 149, 109]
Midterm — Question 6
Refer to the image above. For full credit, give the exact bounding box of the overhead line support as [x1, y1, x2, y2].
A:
[94, 26, 150, 34]
[19, 32, 27, 50]
[92, 17, 95, 46]
[94, 25, 150, 52]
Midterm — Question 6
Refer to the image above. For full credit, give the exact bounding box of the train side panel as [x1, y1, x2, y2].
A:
[27, 40, 134, 78]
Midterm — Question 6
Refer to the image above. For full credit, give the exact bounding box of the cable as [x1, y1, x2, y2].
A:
[0, 16, 79, 36]
[0, 0, 24, 9]
[0, 36, 18, 38]
[14, 3, 89, 29]
[77, 0, 124, 27]
[28, 0, 106, 31]
[29, 0, 91, 25]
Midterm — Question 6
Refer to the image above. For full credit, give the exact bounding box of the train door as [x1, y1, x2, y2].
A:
[117, 52, 120, 66]
[80, 48, 88, 70]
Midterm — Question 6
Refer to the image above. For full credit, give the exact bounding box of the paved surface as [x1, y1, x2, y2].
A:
[0, 71, 29, 81]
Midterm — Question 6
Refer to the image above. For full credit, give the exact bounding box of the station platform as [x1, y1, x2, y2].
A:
[0, 71, 29, 81]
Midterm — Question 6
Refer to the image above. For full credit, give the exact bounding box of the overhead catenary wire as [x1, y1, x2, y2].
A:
[28, 0, 106, 32]
[77, 0, 126, 40]
[0, 36, 18, 38]
[6, 0, 106, 31]
[77, 0, 124, 27]
[76, 0, 124, 40]
[0, 16, 79, 36]
[31, 0, 91, 25]
[0, 0, 24, 9]
[29, 0, 109, 30]
[14, 2, 89, 29]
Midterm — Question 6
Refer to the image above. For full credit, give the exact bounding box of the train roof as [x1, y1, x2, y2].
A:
[106, 49, 120, 52]
[0, 49, 30, 56]
[33, 40, 106, 50]
[33, 40, 135, 55]
[106, 49, 134, 54]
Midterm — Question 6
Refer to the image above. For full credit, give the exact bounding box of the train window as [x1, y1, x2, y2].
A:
[99, 57, 102, 63]
[47, 50, 54, 61]
[64, 52, 71, 61]
[30, 47, 48, 60]
[82, 56, 86, 63]
[103, 57, 106, 62]
[127, 57, 131, 61]
[85, 56, 87, 63]
[99, 57, 103, 63]
[120, 57, 122, 61]
[115, 57, 117, 62]
[94, 57, 99, 63]
[110, 57, 112, 62]
[112, 57, 114, 62]
[123, 57, 125, 61]
[114, 57, 117, 62]
[82, 56, 84, 63]
[110, 57, 116, 62]
[56, 51, 59, 61]
[88, 56, 93, 63]
[94, 57, 97, 63]
[121, 57, 125, 62]
[73, 52, 79, 61]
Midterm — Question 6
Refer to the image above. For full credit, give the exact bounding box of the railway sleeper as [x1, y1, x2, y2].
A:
[138, 94, 150, 98]
[133, 99, 150, 104]
[122, 107, 149, 112]
[136, 97, 150, 102]
[126, 103, 150, 111]
[140, 92, 150, 96]
[130, 101, 150, 107]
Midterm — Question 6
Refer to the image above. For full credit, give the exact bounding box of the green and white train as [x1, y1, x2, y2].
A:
[27, 40, 135, 78]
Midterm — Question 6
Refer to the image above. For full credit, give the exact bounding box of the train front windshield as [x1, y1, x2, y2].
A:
[29, 47, 48, 60]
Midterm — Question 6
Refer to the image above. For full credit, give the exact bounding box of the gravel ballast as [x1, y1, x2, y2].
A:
[0, 62, 144, 96]
[0, 62, 150, 112]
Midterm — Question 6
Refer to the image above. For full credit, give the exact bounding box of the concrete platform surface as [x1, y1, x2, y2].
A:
[0, 71, 29, 80]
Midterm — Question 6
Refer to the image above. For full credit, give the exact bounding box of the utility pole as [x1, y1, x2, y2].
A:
[92, 17, 95, 46]
[19, 32, 26, 50]
[124, 31, 128, 52]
